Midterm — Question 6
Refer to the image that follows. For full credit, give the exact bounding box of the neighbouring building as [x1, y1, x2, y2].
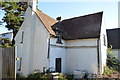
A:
[15, 0, 107, 76]
[107, 28, 120, 60]
[0, 32, 13, 45]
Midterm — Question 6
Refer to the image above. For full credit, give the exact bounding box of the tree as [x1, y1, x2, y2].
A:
[1, 2, 28, 45]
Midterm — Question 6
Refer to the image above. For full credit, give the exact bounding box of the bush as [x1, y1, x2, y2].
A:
[107, 46, 120, 72]
[58, 73, 67, 80]
[26, 70, 53, 80]
[107, 56, 120, 72]
[66, 74, 75, 80]
[103, 66, 113, 76]
[0, 38, 12, 47]
[27, 72, 41, 79]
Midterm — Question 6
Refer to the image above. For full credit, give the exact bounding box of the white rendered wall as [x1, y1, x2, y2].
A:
[50, 46, 66, 73]
[65, 39, 98, 74]
[49, 38, 66, 73]
[49, 38, 106, 75]
[65, 39, 98, 47]
[99, 14, 107, 74]
[15, 7, 50, 76]
[15, 7, 32, 76]
[112, 49, 120, 60]
[30, 12, 49, 73]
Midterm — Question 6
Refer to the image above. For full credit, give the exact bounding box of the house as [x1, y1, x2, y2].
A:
[0, 32, 13, 41]
[0, 32, 13, 44]
[107, 28, 120, 60]
[15, 0, 107, 76]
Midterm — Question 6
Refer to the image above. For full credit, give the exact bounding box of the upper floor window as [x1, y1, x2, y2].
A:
[103, 34, 106, 46]
[20, 31, 24, 43]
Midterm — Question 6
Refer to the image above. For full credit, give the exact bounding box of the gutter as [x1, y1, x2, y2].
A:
[50, 44, 97, 48]
[97, 38, 100, 75]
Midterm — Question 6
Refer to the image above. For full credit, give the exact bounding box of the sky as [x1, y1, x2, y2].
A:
[0, 10, 11, 34]
[0, 1, 119, 34]
[38, 2, 118, 29]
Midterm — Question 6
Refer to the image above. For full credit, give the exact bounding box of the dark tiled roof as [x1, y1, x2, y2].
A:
[107, 28, 120, 49]
[35, 9, 57, 35]
[52, 12, 103, 40]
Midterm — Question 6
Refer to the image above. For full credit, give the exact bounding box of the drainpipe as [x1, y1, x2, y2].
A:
[47, 34, 52, 69]
[97, 38, 100, 75]
[47, 34, 52, 59]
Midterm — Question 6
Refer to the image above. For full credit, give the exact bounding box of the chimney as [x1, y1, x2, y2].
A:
[28, 0, 37, 12]
[56, 16, 62, 22]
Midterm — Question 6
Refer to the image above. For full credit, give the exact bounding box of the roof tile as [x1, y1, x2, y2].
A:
[35, 9, 57, 35]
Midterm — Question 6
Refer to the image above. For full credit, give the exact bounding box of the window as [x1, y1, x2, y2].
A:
[20, 31, 24, 43]
[103, 34, 106, 46]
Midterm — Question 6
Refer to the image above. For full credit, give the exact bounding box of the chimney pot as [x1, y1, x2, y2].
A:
[28, 0, 37, 11]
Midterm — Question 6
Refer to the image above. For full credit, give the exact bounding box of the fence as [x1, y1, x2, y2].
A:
[0, 48, 2, 79]
[0, 47, 15, 79]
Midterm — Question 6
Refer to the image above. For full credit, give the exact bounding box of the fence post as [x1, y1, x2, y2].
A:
[0, 48, 2, 79]
[2, 47, 15, 79]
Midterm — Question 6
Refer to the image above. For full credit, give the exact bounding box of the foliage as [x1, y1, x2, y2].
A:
[19, 69, 101, 79]
[27, 70, 41, 79]
[16, 73, 25, 78]
[107, 45, 120, 72]
[103, 66, 113, 76]
[25, 70, 68, 80]
[87, 73, 98, 78]
[0, 38, 12, 47]
[27, 70, 53, 80]
[107, 45, 116, 56]
[66, 74, 75, 80]
[58, 73, 67, 80]
[1, 2, 28, 45]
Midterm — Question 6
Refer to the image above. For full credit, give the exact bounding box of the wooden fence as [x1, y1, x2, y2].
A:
[0, 47, 15, 79]
[0, 48, 2, 79]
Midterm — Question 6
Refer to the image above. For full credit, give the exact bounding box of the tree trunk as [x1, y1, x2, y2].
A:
[12, 29, 18, 46]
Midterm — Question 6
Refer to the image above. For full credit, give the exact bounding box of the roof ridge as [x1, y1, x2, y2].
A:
[62, 11, 103, 22]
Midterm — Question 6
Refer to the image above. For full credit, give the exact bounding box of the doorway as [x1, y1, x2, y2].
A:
[55, 58, 61, 72]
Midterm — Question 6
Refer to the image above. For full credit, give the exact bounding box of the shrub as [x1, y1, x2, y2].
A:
[103, 66, 113, 76]
[26, 70, 53, 80]
[107, 45, 120, 72]
[27, 70, 41, 79]
[66, 74, 75, 80]
[58, 73, 67, 80]
[0, 38, 12, 47]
